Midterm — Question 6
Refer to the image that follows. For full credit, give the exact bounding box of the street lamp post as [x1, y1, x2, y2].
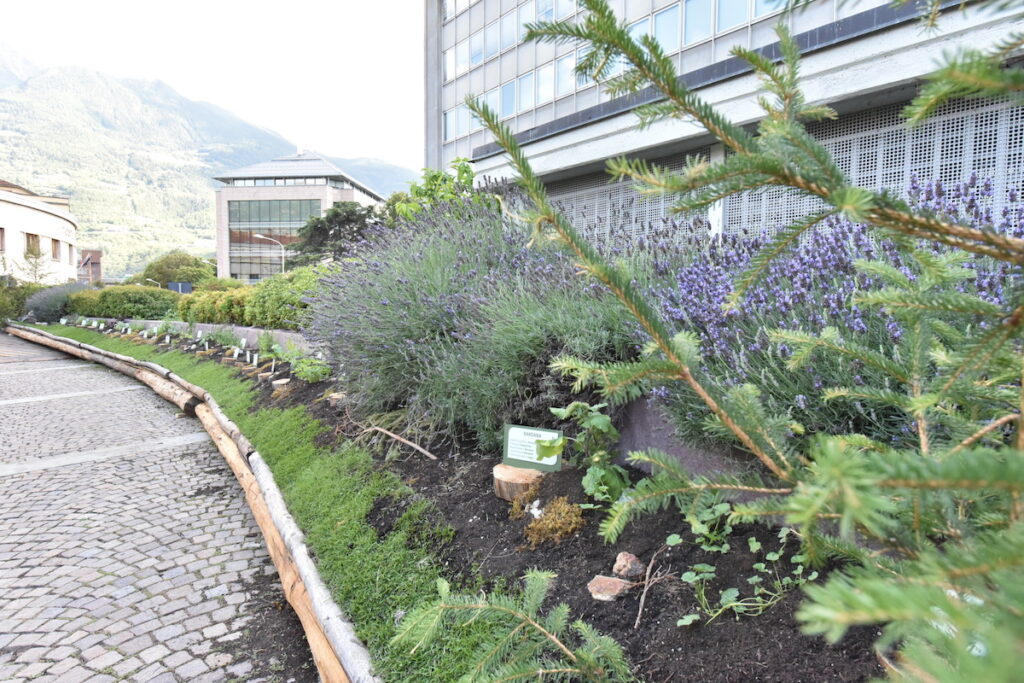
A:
[252, 234, 286, 275]
[145, 278, 161, 288]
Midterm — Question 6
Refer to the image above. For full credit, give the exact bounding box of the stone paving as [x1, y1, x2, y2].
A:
[0, 331, 307, 682]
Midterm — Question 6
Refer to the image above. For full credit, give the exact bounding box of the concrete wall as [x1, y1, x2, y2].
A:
[0, 190, 78, 285]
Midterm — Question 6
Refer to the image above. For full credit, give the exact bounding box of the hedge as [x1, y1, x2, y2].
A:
[68, 286, 180, 319]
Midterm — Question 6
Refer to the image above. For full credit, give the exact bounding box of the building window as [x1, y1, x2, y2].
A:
[755, 0, 785, 15]
[537, 63, 554, 105]
[684, 0, 713, 44]
[655, 5, 681, 53]
[519, 0, 535, 41]
[518, 72, 535, 112]
[717, 0, 747, 31]
[0, 227, 4, 252]
[501, 81, 516, 118]
[51, 238, 60, 261]
[556, 0, 575, 18]
[25, 233, 40, 255]
[68, 244, 74, 266]
[485, 21, 500, 60]
[501, 11, 517, 51]
[556, 54, 575, 97]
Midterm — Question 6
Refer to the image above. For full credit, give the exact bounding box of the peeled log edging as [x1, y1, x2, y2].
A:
[4, 323, 379, 683]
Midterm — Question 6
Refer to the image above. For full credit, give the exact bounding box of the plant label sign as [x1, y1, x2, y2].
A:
[502, 424, 563, 472]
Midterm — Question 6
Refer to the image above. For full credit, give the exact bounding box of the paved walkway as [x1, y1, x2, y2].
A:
[0, 331, 308, 682]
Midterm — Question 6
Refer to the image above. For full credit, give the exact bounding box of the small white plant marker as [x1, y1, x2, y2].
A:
[245, 350, 251, 363]
[270, 359, 276, 373]
[204, 340, 209, 351]
[252, 353, 259, 367]
[232, 347, 240, 359]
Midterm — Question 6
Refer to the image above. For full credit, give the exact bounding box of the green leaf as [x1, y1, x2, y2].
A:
[666, 533, 683, 546]
[748, 537, 763, 553]
[677, 614, 701, 626]
[720, 587, 740, 605]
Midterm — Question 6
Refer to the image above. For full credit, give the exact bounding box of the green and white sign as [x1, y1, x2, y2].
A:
[502, 424, 563, 472]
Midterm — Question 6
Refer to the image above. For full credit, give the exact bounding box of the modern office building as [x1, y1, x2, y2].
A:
[425, 0, 1024, 234]
[213, 151, 384, 282]
[0, 179, 78, 285]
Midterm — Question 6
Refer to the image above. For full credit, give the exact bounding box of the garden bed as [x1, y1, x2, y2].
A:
[50, 324, 883, 681]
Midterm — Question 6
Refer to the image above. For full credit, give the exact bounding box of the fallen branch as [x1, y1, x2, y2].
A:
[359, 425, 438, 461]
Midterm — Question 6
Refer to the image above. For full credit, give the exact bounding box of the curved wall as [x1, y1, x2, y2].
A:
[0, 190, 79, 285]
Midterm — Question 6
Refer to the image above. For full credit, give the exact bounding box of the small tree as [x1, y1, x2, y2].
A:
[134, 250, 215, 287]
[20, 245, 51, 284]
[290, 201, 377, 267]
[395, 158, 477, 219]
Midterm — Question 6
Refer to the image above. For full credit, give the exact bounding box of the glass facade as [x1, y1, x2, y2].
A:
[230, 177, 349, 188]
[437, 0, 847, 147]
[227, 199, 321, 281]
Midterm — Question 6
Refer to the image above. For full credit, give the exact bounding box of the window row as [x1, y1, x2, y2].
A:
[229, 177, 350, 188]
[1, 230, 74, 266]
[442, 0, 786, 141]
[443, 0, 785, 84]
[444, 0, 577, 81]
[227, 199, 322, 225]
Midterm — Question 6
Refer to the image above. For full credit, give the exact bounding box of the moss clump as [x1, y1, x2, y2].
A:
[508, 481, 542, 521]
[524, 497, 585, 548]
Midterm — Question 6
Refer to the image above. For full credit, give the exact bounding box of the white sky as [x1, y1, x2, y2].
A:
[0, 0, 426, 171]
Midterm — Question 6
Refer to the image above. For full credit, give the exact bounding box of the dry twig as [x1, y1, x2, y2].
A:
[359, 425, 438, 461]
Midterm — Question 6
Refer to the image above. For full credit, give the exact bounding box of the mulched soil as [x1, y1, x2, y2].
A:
[130, 331, 883, 682]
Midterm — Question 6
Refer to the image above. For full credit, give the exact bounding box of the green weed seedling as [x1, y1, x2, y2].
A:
[678, 528, 817, 627]
[539, 401, 630, 506]
[685, 500, 733, 554]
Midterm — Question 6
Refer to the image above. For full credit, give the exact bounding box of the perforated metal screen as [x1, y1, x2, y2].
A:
[546, 98, 1024, 237]
[726, 98, 1024, 234]
[547, 147, 711, 239]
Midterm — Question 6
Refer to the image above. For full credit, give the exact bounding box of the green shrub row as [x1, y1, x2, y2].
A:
[68, 285, 180, 320]
[176, 267, 319, 331]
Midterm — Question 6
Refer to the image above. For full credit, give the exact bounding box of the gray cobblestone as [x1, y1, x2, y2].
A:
[0, 333, 288, 683]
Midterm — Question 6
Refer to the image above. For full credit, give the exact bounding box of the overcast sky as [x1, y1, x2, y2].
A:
[0, 1, 425, 171]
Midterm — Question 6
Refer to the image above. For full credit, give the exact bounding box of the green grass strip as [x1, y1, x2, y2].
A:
[39, 325, 502, 681]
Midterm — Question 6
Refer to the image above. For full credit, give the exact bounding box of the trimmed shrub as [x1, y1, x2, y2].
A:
[244, 267, 319, 330]
[178, 287, 254, 325]
[0, 282, 45, 321]
[67, 289, 103, 317]
[24, 283, 87, 321]
[91, 286, 180, 319]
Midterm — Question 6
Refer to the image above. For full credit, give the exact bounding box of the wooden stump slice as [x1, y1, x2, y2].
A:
[493, 464, 545, 501]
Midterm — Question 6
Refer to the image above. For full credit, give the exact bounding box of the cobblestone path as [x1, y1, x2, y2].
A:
[0, 331, 314, 682]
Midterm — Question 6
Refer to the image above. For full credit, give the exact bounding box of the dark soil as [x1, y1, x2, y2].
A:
[228, 564, 319, 683]
[374, 451, 882, 683]
[144, 330, 883, 682]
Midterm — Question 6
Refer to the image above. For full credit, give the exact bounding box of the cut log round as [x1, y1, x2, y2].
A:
[493, 464, 545, 501]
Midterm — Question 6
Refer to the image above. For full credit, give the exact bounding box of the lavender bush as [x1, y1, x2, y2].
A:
[305, 191, 635, 448]
[649, 175, 1021, 447]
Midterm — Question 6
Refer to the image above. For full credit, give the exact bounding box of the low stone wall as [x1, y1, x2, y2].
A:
[82, 318, 308, 352]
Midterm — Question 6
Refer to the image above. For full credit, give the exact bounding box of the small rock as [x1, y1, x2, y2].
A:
[587, 575, 633, 601]
[257, 372, 272, 381]
[612, 552, 646, 579]
[271, 378, 291, 387]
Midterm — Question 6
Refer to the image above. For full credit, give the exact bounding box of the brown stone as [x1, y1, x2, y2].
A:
[587, 575, 633, 601]
[257, 372, 272, 382]
[271, 378, 291, 388]
[612, 552, 646, 579]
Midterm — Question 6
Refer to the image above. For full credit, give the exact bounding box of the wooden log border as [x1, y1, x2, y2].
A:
[4, 323, 379, 683]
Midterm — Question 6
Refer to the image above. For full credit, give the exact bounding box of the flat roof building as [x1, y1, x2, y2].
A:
[425, 0, 1024, 234]
[213, 151, 384, 282]
[0, 180, 78, 285]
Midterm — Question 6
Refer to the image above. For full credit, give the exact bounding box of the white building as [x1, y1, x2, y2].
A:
[425, 0, 1024, 233]
[0, 180, 78, 285]
[213, 151, 384, 282]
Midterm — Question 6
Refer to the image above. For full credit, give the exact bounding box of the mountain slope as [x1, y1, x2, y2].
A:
[0, 64, 416, 277]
